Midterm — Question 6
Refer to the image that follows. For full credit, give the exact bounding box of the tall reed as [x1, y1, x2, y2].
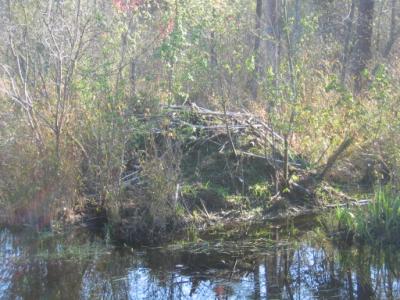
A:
[330, 188, 400, 245]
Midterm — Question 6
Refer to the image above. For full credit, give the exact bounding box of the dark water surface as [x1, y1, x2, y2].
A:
[1, 219, 399, 300]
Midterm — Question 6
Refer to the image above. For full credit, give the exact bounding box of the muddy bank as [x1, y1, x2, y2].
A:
[106, 184, 371, 246]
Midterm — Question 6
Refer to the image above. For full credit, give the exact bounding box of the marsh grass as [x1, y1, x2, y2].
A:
[356, 189, 400, 244]
[323, 188, 400, 245]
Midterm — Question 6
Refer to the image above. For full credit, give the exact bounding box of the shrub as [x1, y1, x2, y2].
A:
[110, 135, 183, 244]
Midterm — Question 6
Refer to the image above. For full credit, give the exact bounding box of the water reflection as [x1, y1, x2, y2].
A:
[0, 225, 399, 299]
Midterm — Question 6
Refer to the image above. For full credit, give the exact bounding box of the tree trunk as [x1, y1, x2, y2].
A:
[251, 0, 263, 100]
[130, 58, 137, 98]
[265, 0, 279, 75]
[210, 31, 217, 68]
[318, 137, 354, 182]
[353, 0, 375, 93]
[293, 0, 302, 45]
[383, 0, 398, 57]
[341, 0, 356, 85]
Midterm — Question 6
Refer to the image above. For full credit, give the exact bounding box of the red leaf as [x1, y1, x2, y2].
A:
[113, 0, 144, 12]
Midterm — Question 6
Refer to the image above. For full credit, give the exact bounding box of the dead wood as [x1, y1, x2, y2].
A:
[317, 137, 354, 182]
[123, 103, 355, 206]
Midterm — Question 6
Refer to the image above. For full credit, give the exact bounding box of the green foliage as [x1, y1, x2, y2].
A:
[1, 0, 400, 245]
[324, 189, 400, 246]
[356, 189, 400, 244]
[181, 182, 229, 212]
[249, 183, 271, 206]
[335, 207, 356, 235]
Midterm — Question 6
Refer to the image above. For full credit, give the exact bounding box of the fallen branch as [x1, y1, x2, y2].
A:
[317, 137, 354, 181]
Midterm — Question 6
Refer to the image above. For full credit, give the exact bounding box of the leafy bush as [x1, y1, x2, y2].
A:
[249, 183, 271, 208]
[110, 135, 183, 244]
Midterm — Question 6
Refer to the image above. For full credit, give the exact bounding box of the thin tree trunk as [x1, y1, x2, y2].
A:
[130, 59, 137, 98]
[318, 136, 354, 181]
[210, 31, 217, 68]
[209, 7, 218, 96]
[283, 0, 297, 185]
[383, 0, 398, 57]
[251, 0, 263, 100]
[341, 0, 356, 85]
[293, 0, 301, 45]
[265, 0, 279, 75]
[353, 0, 375, 93]
[265, 0, 280, 191]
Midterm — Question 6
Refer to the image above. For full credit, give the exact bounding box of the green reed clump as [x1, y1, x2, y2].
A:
[327, 189, 400, 245]
[335, 207, 356, 238]
[356, 189, 400, 245]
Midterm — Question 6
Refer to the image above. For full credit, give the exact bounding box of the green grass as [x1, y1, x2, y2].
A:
[326, 188, 400, 245]
[356, 189, 400, 244]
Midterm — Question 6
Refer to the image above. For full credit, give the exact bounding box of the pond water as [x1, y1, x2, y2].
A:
[0, 218, 399, 300]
